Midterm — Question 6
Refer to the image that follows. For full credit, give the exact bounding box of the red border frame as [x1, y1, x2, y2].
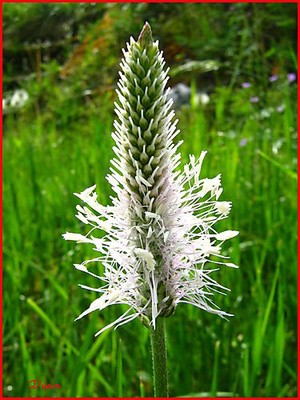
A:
[1, 0, 299, 3]
[0, 0, 3, 398]
[1, 1, 298, 399]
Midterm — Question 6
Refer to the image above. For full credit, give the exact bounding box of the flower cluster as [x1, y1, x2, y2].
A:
[63, 23, 238, 336]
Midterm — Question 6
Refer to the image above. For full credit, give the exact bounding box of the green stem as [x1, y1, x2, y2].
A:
[150, 317, 169, 397]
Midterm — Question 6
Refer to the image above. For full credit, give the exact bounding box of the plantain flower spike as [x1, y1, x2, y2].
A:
[63, 23, 239, 336]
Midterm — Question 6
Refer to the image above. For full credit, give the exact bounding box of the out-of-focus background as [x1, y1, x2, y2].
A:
[3, 3, 297, 397]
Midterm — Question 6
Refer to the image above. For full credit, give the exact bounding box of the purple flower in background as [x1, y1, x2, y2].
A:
[287, 73, 296, 83]
[241, 82, 251, 89]
[239, 138, 248, 147]
[250, 96, 260, 103]
[269, 75, 278, 82]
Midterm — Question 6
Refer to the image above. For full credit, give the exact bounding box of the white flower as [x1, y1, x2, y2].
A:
[215, 230, 239, 241]
[215, 201, 232, 215]
[10, 89, 29, 108]
[199, 92, 210, 105]
[63, 23, 239, 335]
[134, 248, 156, 272]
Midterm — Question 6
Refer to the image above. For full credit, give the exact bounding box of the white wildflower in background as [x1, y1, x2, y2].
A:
[63, 23, 239, 336]
[10, 89, 29, 108]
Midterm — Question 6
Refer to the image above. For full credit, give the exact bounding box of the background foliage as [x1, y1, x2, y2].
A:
[3, 3, 297, 397]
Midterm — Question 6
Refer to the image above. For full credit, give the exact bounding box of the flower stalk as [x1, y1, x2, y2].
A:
[150, 317, 168, 397]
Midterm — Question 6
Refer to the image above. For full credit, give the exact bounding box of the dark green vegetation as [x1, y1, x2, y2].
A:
[3, 3, 297, 397]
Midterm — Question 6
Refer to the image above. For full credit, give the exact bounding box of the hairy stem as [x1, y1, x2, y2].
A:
[150, 317, 169, 397]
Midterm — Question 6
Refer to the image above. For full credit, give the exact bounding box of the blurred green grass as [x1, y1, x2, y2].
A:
[3, 3, 297, 398]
